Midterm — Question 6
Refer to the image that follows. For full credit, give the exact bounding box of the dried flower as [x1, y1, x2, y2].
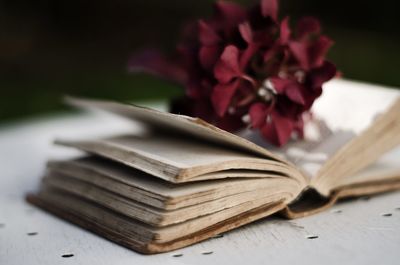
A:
[129, 0, 337, 146]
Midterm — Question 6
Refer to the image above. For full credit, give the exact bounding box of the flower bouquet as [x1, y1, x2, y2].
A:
[129, 0, 337, 146]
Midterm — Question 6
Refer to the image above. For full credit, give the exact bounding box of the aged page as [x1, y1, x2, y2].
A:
[313, 96, 400, 194]
[330, 147, 400, 189]
[65, 97, 286, 163]
[242, 79, 400, 184]
[47, 157, 298, 210]
[56, 132, 301, 184]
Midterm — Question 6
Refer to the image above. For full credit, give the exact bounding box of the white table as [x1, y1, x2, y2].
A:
[1, 79, 400, 265]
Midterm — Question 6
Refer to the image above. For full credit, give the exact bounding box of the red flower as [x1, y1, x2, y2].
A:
[129, 0, 337, 146]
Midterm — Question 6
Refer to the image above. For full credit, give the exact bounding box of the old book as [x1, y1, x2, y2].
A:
[27, 80, 400, 254]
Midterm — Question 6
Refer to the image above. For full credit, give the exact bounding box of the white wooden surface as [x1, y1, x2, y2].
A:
[1, 79, 400, 265]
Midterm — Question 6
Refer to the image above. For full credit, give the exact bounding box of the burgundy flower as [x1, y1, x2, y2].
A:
[129, 0, 337, 146]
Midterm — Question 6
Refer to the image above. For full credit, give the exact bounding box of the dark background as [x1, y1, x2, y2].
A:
[1, 0, 399, 123]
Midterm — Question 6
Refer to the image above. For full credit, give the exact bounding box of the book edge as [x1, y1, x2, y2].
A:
[26, 193, 286, 254]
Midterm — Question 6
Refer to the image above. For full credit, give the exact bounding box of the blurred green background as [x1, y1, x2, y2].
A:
[1, 0, 399, 123]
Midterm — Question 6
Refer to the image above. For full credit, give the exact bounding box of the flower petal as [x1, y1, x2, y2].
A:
[239, 22, 253, 44]
[309, 60, 337, 89]
[128, 49, 187, 84]
[288, 41, 310, 70]
[240, 43, 258, 69]
[285, 83, 306, 105]
[199, 45, 221, 71]
[249, 103, 268, 128]
[212, 80, 241, 117]
[309, 36, 334, 69]
[296, 16, 321, 39]
[260, 122, 277, 145]
[269, 78, 306, 105]
[279, 16, 291, 44]
[263, 45, 277, 62]
[261, 0, 279, 21]
[261, 111, 294, 146]
[198, 20, 221, 46]
[214, 45, 242, 84]
[269, 77, 292, 94]
[273, 113, 295, 146]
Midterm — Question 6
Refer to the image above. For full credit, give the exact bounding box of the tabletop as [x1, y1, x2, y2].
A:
[1, 79, 400, 265]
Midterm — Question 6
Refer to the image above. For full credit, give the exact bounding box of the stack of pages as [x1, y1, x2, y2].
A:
[28, 81, 400, 254]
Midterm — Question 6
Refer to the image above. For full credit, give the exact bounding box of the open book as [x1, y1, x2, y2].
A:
[27, 80, 400, 254]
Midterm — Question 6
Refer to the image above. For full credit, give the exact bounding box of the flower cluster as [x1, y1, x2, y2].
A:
[129, 0, 337, 146]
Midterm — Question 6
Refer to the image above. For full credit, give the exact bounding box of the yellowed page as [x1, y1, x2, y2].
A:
[65, 97, 286, 163]
[47, 157, 297, 210]
[245, 80, 400, 176]
[313, 98, 400, 194]
[55, 133, 303, 184]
